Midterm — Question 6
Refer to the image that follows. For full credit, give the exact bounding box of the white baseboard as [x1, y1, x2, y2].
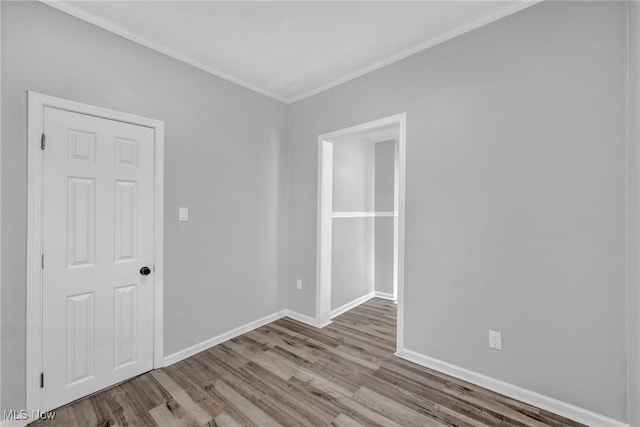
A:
[284, 310, 332, 328]
[287, 290, 381, 328]
[330, 291, 375, 319]
[395, 348, 628, 427]
[164, 310, 286, 366]
[374, 291, 396, 301]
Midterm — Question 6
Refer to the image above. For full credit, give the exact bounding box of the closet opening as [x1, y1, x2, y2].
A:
[316, 114, 406, 351]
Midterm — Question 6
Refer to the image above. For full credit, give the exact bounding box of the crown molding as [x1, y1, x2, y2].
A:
[41, 1, 540, 104]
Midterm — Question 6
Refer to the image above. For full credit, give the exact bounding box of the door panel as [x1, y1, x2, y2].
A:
[114, 284, 137, 368]
[67, 177, 96, 267]
[114, 180, 138, 261]
[65, 292, 95, 386]
[42, 107, 155, 411]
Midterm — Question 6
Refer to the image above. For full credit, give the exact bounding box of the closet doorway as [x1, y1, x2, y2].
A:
[316, 114, 406, 350]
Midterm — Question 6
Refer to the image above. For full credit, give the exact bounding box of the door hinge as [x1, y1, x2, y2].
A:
[41, 133, 46, 150]
[40, 373, 44, 388]
[41, 254, 44, 270]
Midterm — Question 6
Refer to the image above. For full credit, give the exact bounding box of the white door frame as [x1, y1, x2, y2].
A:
[316, 113, 406, 352]
[26, 92, 165, 415]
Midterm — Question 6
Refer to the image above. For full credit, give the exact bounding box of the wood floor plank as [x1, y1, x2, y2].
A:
[240, 363, 341, 426]
[113, 377, 161, 419]
[246, 327, 321, 363]
[376, 366, 502, 425]
[353, 386, 446, 427]
[90, 392, 120, 427]
[330, 413, 365, 427]
[44, 407, 74, 427]
[201, 383, 255, 427]
[365, 367, 498, 427]
[149, 400, 196, 427]
[151, 370, 212, 425]
[296, 372, 402, 427]
[213, 380, 280, 427]
[211, 413, 242, 427]
[166, 359, 226, 419]
[30, 298, 586, 427]
[215, 364, 311, 426]
[68, 397, 98, 427]
[223, 340, 299, 381]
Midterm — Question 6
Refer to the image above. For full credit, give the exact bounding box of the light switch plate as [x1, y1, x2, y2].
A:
[179, 207, 189, 221]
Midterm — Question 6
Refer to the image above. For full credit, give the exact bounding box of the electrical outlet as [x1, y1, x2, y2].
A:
[489, 330, 503, 351]
[296, 279, 302, 290]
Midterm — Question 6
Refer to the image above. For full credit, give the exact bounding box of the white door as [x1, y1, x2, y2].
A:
[41, 107, 155, 411]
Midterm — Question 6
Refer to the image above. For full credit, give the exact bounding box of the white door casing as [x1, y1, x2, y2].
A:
[316, 113, 406, 348]
[27, 93, 164, 416]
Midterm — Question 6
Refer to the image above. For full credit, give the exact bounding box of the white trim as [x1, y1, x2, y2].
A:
[26, 92, 165, 415]
[320, 115, 402, 141]
[392, 138, 400, 304]
[153, 121, 165, 369]
[285, 310, 331, 329]
[164, 310, 287, 366]
[395, 115, 407, 353]
[287, 2, 541, 103]
[332, 211, 397, 218]
[374, 291, 396, 301]
[317, 113, 406, 338]
[26, 93, 46, 420]
[39, 1, 289, 104]
[164, 308, 339, 368]
[330, 292, 375, 319]
[316, 141, 334, 328]
[395, 348, 628, 427]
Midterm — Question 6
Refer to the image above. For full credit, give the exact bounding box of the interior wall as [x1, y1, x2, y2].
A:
[374, 141, 395, 212]
[285, 1, 628, 421]
[374, 141, 395, 296]
[331, 218, 374, 310]
[1, 1, 287, 413]
[628, 1, 640, 425]
[332, 137, 375, 212]
[331, 137, 374, 310]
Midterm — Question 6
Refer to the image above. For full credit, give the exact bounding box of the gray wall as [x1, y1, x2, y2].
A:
[374, 141, 395, 295]
[331, 218, 374, 310]
[331, 138, 374, 310]
[286, 1, 628, 421]
[374, 217, 393, 295]
[1, 1, 287, 412]
[332, 137, 374, 212]
[374, 141, 395, 212]
[628, 1, 640, 425]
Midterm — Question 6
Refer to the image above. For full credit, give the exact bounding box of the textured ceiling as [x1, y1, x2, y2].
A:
[46, 1, 538, 103]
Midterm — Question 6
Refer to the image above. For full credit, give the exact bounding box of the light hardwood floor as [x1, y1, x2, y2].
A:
[31, 299, 583, 426]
